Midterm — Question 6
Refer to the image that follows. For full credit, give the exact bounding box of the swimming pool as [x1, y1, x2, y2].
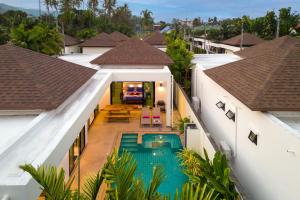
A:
[119, 133, 187, 197]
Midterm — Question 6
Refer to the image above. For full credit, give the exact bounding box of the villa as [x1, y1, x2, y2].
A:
[143, 31, 168, 51]
[63, 34, 81, 54]
[192, 33, 263, 54]
[0, 27, 299, 200]
[191, 36, 300, 200]
[109, 31, 129, 43]
[0, 38, 178, 199]
[78, 32, 117, 54]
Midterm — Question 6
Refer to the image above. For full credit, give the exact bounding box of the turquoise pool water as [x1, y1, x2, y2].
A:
[119, 133, 187, 197]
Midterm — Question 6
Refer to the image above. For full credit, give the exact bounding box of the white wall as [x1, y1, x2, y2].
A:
[82, 47, 111, 54]
[58, 151, 69, 181]
[65, 45, 80, 54]
[155, 81, 167, 106]
[174, 83, 216, 159]
[193, 69, 300, 200]
[99, 86, 111, 109]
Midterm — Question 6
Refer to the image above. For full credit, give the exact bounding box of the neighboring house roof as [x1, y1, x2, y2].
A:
[91, 38, 173, 66]
[222, 33, 264, 47]
[205, 36, 300, 111]
[63, 34, 80, 46]
[0, 44, 96, 111]
[78, 32, 116, 47]
[144, 31, 167, 46]
[109, 31, 129, 42]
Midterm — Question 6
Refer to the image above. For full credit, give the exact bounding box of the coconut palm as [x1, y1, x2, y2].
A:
[20, 150, 167, 200]
[141, 9, 154, 32]
[103, 0, 116, 16]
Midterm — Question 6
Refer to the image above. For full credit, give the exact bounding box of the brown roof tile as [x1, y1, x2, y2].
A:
[144, 31, 167, 46]
[205, 36, 300, 111]
[0, 44, 96, 111]
[63, 34, 80, 46]
[109, 31, 129, 42]
[222, 33, 264, 47]
[78, 32, 116, 47]
[90, 38, 173, 66]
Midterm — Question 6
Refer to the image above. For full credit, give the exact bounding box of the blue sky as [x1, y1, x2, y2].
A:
[1, 0, 299, 22]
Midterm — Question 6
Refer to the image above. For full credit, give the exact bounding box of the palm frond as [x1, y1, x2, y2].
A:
[20, 164, 73, 200]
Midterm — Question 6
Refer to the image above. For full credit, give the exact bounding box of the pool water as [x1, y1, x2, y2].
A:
[119, 133, 187, 197]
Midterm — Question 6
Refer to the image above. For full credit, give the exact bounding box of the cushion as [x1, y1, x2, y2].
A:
[153, 116, 160, 119]
[143, 116, 150, 119]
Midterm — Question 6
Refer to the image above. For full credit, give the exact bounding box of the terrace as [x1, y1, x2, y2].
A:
[69, 106, 182, 190]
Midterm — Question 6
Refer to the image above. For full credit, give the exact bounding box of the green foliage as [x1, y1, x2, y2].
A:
[279, 7, 299, 36]
[174, 183, 218, 200]
[177, 149, 238, 200]
[141, 9, 154, 33]
[10, 22, 62, 55]
[104, 150, 167, 200]
[166, 33, 193, 95]
[20, 164, 73, 200]
[76, 28, 97, 39]
[176, 117, 191, 134]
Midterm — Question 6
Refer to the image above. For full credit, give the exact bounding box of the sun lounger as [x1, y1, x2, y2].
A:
[141, 107, 151, 126]
[152, 107, 162, 127]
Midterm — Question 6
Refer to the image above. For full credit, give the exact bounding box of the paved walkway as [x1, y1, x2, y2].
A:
[70, 109, 182, 189]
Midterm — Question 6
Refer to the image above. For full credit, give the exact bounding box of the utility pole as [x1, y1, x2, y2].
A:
[38, 0, 41, 17]
[240, 20, 244, 51]
[276, 14, 280, 38]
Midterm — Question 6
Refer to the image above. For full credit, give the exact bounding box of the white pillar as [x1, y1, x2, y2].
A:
[166, 76, 172, 127]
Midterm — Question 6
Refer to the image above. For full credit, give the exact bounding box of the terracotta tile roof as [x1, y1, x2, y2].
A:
[205, 36, 300, 111]
[90, 38, 173, 66]
[144, 31, 167, 46]
[109, 31, 129, 42]
[0, 44, 96, 111]
[63, 34, 80, 46]
[222, 33, 264, 47]
[78, 32, 116, 47]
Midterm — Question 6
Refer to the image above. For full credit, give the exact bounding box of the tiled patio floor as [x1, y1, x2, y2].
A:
[70, 108, 182, 190]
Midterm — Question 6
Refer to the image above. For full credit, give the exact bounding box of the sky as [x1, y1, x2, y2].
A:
[1, 0, 300, 22]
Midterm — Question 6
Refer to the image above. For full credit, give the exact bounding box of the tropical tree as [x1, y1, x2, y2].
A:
[166, 35, 193, 95]
[262, 11, 277, 39]
[10, 23, 62, 55]
[174, 183, 218, 200]
[279, 7, 299, 36]
[141, 9, 154, 33]
[111, 4, 134, 36]
[177, 149, 238, 200]
[88, 0, 99, 15]
[103, 0, 116, 16]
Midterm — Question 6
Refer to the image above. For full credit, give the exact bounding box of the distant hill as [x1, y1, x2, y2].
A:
[0, 3, 45, 17]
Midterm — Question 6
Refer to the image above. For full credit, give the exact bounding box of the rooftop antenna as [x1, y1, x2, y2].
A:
[240, 20, 244, 51]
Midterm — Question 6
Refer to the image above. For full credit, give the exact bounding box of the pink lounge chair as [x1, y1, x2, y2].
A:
[141, 107, 151, 126]
[152, 107, 162, 127]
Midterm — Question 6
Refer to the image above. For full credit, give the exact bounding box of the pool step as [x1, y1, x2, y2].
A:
[120, 143, 138, 148]
[122, 134, 138, 139]
[119, 147, 139, 152]
[121, 138, 137, 143]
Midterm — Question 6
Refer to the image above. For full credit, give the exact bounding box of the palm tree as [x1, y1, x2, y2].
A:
[103, 0, 116, 16]
[88, 0, 99, 15]
[141, 9, 153, 32]
[20, 150, 166, 200]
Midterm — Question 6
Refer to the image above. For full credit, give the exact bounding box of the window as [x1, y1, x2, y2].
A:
[248, 131, 258, 145]
[216, 101, 225, 111]
[225, 110, 235, 121]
